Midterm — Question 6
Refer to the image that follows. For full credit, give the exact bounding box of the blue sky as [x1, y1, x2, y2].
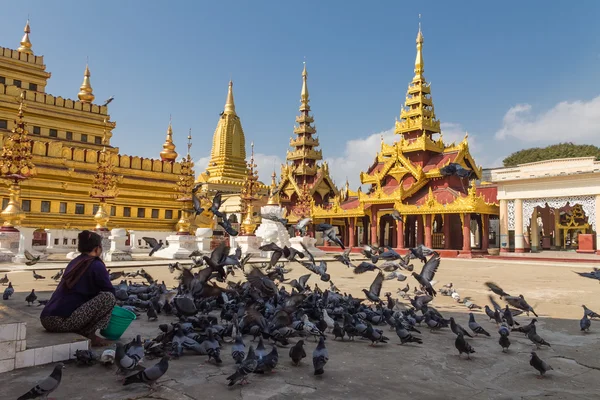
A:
[2, 1, 600, 188]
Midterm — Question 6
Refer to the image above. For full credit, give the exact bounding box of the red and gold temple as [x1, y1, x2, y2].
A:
[309, 26, 499, 257]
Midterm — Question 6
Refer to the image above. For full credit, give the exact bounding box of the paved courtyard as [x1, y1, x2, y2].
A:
[2, 257, 600, 400]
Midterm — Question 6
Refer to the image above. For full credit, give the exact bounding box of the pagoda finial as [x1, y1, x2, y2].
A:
[414, 16, 424, 81]
[78, 62, 95, 104]
[187, 128, 192, 158]
[224, 80, 236, 115]
[160, 116, 178, 162]
[17, 19, 33, 54]
[300, 61, 310, 111]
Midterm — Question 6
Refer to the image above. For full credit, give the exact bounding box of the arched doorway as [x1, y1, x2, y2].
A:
[32, 228, 47, 246]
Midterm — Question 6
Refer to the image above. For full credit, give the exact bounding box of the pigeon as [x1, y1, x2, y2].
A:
[530, 351, 553, 378]
[391, 209, 403, 222]
[498, 324, 511, 352]
[580, 313, 591, 332]
[503, 305, 519, 327]
[147, 304, 158, 321]
[209, 191, 224, 218]
[3, 282, 14, 300]
[455, 332, 475, 359]
[142, 237, 163, 256]
[316, 223, 345, 249]
[440, 162, 473, 179]
[450, 317, 473, 338]
[227, 346, 258, 386]
[32, 270, 45, 280]
[289, 340, 307, 366]
[408, 244, 436, 263]
[411, 254, 440, 297]
[123, 356, 169, 387]
[26, 289, 37, 306]
[582, 305, 600, 319]
[362, 272, 384, 305]
[484, 281, 510, 299]
[17, 363, 64, 400]
[468, 313, 490, 336]
[50, 269, 63, 281]
[322, 309, 335, 332]
[354, 261, 380, 274]
[219, 218, 239, 236]
[333, 248, 353, 268]
[25, 250, 41, 266]
[527, 326, 551, 348]
[512, 318, 537, 335]
[261, 212, 288, 226]
[312, 336, 328, 375]
[116, 343, 142, 374]
[102, 95, 115, 106]
[395, 324, 422, 345]
[74, 349, 97, 365]
[254, 345, 278, 373]
[572, 268, 600, 282]
[190, 191, 205, 216]
[294, 217, 311, 236]
[0, 273, 8, 285]
[332, 322, 345, 341]
[231, 335, 246, 364]
[259, 242, 286, 267]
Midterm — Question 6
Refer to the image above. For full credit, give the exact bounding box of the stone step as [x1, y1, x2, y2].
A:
[0, 293, 89, 373]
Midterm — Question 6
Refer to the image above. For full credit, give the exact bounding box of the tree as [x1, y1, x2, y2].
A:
[502, 142, 600, 167]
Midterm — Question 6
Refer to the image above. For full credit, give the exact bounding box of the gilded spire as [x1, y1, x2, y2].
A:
[160, 117, 178, 162]
[224, 80, 236, 115]
[414, 21, 424, 81]
[77, 64, 95, 103]
[300, 62, 310, 111]
[17, 20, 33, 54]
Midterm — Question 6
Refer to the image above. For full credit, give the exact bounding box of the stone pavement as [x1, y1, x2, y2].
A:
[2, 258, 600, 399]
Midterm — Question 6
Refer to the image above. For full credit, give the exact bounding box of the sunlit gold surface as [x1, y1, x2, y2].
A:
[77, 64, 95, 104]
[160, 121, 178, 162]
[17, 20, 32, 54]
[1, 183, 26, 230]
[93, 202, 110, 230]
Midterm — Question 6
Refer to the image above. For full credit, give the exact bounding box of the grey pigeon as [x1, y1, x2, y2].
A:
[312, 336, 328, 375]
[455, 332, 475, 359]
[530, 351, 553, 377]
[527, 326, 551, 348]
[116, 343, 142, 374]
[289, 340, 306, 365]
[123, 356, 169, 386]
[17, 363, 64, 400]
[450, 317, 473, 338]
[582, 304, 600, 319]
[395, 324, 422, 345]
[0, 273, 7, 285]
[227, 346, 257, 386]
[254, 346, 278, 373]
[3, 282, 14, 299]
[198, 329, 222, 364]
[25, 289, 37, 306]
[231, 335, 246, 364]
[498, 324, 510, 352]
[468, 313, 490, 336]
[580, 313, 591, 332]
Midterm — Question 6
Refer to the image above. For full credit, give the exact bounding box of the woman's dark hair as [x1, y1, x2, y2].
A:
[77, 230, 103, 253]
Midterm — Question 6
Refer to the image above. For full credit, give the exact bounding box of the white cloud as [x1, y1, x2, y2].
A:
[325, 127, 396, 189]
[495, 96, 600, 142]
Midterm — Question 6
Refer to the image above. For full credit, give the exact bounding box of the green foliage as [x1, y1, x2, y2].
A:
[502, 142, 600, 167]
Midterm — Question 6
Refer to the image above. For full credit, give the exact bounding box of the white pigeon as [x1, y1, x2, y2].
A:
[322, 309, 335, 332]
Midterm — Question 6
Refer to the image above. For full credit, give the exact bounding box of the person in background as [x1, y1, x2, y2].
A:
[41, 230, 116, 346]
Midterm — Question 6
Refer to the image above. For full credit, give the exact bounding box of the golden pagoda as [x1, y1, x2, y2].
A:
[278, 63, 338, 222]
[160, 118, 178, 162]
[311, 24, 498, 255]
[0, 21, 195, 241]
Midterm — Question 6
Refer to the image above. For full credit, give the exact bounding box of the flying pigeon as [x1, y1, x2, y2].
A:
[142, 237, 163, 256]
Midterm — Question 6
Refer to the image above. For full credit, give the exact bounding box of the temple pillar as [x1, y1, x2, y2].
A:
[370, 208, 378, 246]
[362, 217, 368, 245]
[530, 207, 539, 252]
[348, 218, 355, 248]
[424, 214, 432, 248]
[458, 213, 472, 257]
[443, 214, 451, 249]
[553, 210, 561, 248]
[416, 215, 424, 245]
[45, 229, 53, 250]
[499, 199, 509, 252]
[396, 217, 404, 249]
[514, 199, 525, 253]
[596, 195, 600, 255]
[482, 214, 489, 251]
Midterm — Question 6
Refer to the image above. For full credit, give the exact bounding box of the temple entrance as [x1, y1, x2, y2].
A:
[32, 228, 47, 246]
[379, 213, 397, 247]
[526, 203, 592, 251]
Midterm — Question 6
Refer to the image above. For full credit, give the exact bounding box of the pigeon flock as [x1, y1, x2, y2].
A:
[13, 238, 600, 399]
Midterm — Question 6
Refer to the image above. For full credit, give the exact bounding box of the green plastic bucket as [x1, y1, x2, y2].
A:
[100, 306, 136, 340]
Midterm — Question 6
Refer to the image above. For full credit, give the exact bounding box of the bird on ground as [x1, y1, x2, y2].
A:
[0, 274, 8, 285]
[527, 326, 551, 348]
[503, 305, 519, 327]
[24, 250, 41, 266]
[580, 313, 591, 332]
[530, 352, 553, 378]
[32, 270, 45, 280]
[294, 217, 311, 236]
[147, 304, 158, 321]
[512, 318, 537, 335]
[289, 340, 306, 365]
[450, 317, 473, 338]
[115, 343, 143, 374]
[50, 269, 63, 281]
[102, 95, 115, 106]
[26, 289, 37, 306]
[312, 336, 328, 375]
[498, 324, 511, 352]
[227, 346, 257, 386]
[3, 282, 14, 300]
[123, 356, 169, 387]
[395, 323, 423, 345]
[332, 322, 345, 341]
[582, 305, 600, 319]
[231, 335, 246, 364]
[468, 313, 490, 336]
[455, 332, 475, 359]
[142, 237, 163, 256]
[17, 363, 64, 400]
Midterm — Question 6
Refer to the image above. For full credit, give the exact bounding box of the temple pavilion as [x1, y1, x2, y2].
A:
[311, 26, 499, 257]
